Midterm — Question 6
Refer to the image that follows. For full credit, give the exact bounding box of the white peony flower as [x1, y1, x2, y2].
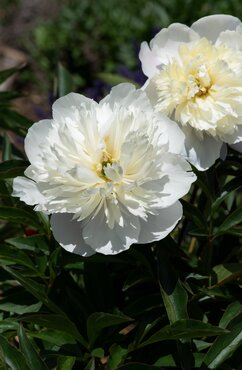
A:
[139, 14, 242, 170]
[12, 84, 195, 256]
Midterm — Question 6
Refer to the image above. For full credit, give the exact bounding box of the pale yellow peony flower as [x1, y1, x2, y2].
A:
[139, 15, 242, 170]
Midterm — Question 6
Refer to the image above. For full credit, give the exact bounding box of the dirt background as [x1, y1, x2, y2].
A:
[0, 0, 59, 120]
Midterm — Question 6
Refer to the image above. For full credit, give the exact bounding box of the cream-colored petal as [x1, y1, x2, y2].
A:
[191, 14, 241, 42]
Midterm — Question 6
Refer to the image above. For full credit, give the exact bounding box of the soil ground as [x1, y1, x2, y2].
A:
[0, 0, 59, 120]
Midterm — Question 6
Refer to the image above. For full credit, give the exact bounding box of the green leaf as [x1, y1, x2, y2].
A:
[0, 160, 28, 179]
[212, 263, 242, 285]
[0, 109, 31, 135]
[2, 134, 12, 162]
[0, 302, 42, 315]
[219, 301, 242, 329]
[117, 363, 162, 370]
[29, 329, 76, 346]
[2, 266, 61, 315]
[201, 322, 242, 369]
[87, 312, 133, 346]
[0, 334, 30, 370]
[0, 244, 35, 269]
[181, 199, 208, 230]
[22, 314, 88, 348]
[58, 63, 74, 97]
[57, 356, 76, 370]
[138, 320, 228, 349]
[215, 206, 242, 236]
[6, 235, 49, 253]
[0, 91, 21, 101]
[106, 345, 128, 370]
[157, 242, 188, 323]
[98, 72, 139, 87]
[0, 207, 40, 229]
[0, 320, 18, 333]
[91, 348, 104, 358]
[87, 312, 133, 347]
[0, 67, 19, 84]
[17, 325, 48, 370]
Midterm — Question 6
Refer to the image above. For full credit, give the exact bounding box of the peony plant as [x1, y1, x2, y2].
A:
[139, 14, 242, 170]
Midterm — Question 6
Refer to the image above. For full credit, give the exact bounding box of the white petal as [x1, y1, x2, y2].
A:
[143, 153, 196, 208]
[82, 206, 140, 255]
[52, 92, 97, 123]
[191, 15, 241, 43]
[100, 83, 151, 112]
[156, 113, 187, 156]
[50, 213, 95, 257]
[139, 42, 161, 78]
[138, 201, 182, 244]
[182, 126, 223, 170]
[217, 25, 242, 51]
[12, 176, 46, 206]
[25, 120, 52, 163]
[139, 23, 199, 77]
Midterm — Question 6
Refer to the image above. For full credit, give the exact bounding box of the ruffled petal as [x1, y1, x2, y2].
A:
[12, 176, 46, 207]
[50, 213, 95, 257]
[191, 14, 241, 43]
[138, 201, 182, 244]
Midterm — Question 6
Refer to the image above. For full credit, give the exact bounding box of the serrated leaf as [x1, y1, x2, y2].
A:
[0, 334, 30, 370]
[0, 160, 28, 179]
[138, 320, 228, 349]
[17, 325, 48, 370]
[87, 312, 133, 348]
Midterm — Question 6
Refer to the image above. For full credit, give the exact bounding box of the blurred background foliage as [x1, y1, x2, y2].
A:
[0, 0, 242, 369]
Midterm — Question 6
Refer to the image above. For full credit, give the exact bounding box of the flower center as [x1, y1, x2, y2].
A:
[187, 64, 211, 99]
[96, 151, 123, 183]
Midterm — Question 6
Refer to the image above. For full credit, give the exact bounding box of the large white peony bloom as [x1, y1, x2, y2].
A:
[12, 84, 195, 256]
[139, 14, 242, 170]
